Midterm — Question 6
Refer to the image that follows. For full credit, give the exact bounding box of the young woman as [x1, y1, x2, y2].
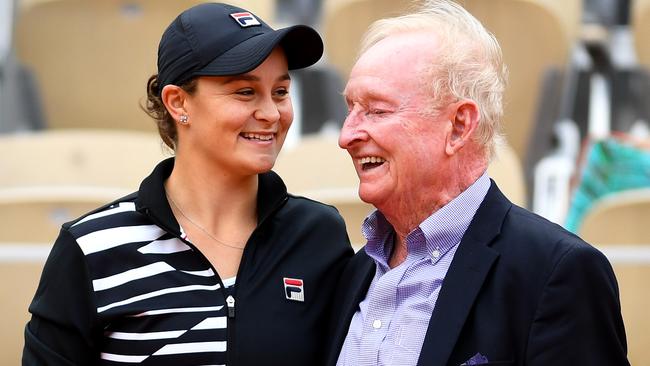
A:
[23, 3, 352, 365]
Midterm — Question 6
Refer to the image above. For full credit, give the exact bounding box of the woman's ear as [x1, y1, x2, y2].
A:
[445, 99, 480, 155]
[161, 84, 189, 124]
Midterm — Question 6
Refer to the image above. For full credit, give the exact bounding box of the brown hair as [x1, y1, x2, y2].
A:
[143, 74, 198, 150]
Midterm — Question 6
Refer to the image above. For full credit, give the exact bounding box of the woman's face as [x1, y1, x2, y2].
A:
[181, 47, 293, 177]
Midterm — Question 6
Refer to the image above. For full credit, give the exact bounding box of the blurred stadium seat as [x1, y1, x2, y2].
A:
[579, 188, 650, 245]
[273, 134, 374, 247]
[228, 0, 276, 21]
[488, 142, 526, 207]
[13, 0, 209, 131]
[322, 0, 410, 80]
[0, 129, 168, 190]
[579, 188, 650, 365]
[632, 0, 650, 70]
[0, 185, 129, 242]
[0, 257, 49, 365]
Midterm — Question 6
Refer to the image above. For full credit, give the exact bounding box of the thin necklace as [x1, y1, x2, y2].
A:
[166, 192, 246, 250]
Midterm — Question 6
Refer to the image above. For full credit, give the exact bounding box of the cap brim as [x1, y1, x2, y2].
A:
[193, 25, 323, 77]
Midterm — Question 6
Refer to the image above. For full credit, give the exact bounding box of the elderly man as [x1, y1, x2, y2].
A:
[327, 1, 629, 365]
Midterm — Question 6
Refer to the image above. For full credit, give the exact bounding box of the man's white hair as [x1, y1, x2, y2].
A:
[359, 0, 508, 158]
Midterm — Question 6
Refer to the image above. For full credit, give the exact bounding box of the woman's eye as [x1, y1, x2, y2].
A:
[274, 88, 289, 97]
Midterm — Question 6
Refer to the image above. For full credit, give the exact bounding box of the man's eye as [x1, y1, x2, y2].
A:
[236, 89, 254, 96]
[366, 109, 386, 116]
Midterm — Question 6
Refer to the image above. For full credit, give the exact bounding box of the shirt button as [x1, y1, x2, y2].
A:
[372, 319, 382, 329]
[432, 249, 440, 258]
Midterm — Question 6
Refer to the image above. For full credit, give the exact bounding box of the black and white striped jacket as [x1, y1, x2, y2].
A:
[24, 158, 353, 366]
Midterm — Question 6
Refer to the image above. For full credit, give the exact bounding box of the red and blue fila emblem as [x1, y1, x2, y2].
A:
[283, 277, 304, 302]
[230, 12, 261, 27]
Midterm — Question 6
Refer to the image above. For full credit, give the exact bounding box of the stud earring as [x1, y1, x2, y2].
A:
[179, 115, 189, 124]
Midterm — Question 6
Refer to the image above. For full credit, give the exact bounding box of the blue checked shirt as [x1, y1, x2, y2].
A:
[337, 173, 490, 366]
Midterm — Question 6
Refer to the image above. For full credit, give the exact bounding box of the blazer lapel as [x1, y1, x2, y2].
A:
[326, 251, 376, 366]
[417, 182, 511, 366]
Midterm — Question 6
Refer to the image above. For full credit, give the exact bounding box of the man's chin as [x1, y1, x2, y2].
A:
[357, 185, 385, 207]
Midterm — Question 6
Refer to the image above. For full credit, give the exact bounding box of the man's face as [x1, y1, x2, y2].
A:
[339, 32, 454, 211]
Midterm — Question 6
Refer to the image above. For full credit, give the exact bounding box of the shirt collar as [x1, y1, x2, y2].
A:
[363, 172, 491, 267]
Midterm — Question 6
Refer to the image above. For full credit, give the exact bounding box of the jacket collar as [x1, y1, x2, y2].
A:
[416, 180, 511, 365]
[135, 157, 288, 236]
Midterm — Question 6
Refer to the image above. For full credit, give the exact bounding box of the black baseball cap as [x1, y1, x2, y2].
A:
[157, 2, 324, 93]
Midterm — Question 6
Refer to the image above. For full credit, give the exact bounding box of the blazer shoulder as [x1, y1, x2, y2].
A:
[504, 205, 588, 246]
[492, 204, 614, 284]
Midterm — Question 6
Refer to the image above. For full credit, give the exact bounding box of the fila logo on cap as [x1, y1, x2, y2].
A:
[283, 277, 304, 302]
[230, 12, 261, 27]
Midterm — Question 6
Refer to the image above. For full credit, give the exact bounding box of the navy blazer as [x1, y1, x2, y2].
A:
[327, 182, 629, 366]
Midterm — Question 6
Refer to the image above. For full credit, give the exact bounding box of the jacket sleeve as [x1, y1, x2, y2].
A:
[23, 228, 100, 365]
[526, 241, 630, 365]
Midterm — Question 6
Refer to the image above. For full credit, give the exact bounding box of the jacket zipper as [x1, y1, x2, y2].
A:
[225, 196, 288, 365]
[226, 294, 236, 365]
[226, 295, 236, 318]
[146, 195, 289, 366]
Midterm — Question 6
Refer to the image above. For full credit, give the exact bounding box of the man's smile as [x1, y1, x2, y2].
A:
[358, 156, 387, 170]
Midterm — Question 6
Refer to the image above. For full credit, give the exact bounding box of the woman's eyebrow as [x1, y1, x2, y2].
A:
[220, 73, 291, 84]
[221, 74, 259, 84]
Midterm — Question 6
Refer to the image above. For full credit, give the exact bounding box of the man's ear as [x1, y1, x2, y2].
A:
[445, 99, 480, 155]
[161, 84, 189, 124]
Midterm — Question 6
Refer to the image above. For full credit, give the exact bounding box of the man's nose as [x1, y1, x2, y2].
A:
[339, 108, 367, 149]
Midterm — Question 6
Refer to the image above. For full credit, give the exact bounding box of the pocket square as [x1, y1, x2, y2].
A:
[461, 352, 489, 365]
